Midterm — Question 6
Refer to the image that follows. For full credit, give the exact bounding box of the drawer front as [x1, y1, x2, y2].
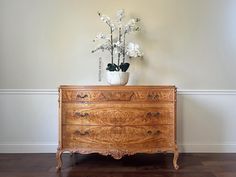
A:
[61, 89, 175, 103]
[62, 103, 174, 125]
[62, 125, 174, 150]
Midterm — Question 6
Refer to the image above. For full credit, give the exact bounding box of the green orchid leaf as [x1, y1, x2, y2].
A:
[106, 63, 119, 71]
[119, 63, 130, 72]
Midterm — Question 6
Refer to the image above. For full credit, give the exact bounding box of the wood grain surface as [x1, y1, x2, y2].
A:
[61, 86, 175, 103]
[62, 103, 174, 125]
[62, 125, 174, 150]
[57, 85, 178, 170]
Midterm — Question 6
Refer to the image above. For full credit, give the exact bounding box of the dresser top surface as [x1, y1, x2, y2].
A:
[59, 85, 176, 90]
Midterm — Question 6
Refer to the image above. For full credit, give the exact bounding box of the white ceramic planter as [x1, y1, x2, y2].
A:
[106, 71, 129, 86]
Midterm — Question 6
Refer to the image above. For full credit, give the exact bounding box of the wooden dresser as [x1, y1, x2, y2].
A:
[56, 85, 179, 170]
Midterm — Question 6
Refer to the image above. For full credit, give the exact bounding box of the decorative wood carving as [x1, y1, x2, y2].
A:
[101, 91, 134, 101]
[57, 85, 179, 171]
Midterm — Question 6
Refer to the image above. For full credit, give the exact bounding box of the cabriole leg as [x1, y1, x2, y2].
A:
[173, 146, 179, 170]
[56, 148, 63, 171]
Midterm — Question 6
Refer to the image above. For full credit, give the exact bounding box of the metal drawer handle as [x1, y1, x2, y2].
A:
[74, 112, 89, 117]
[146, 112, 160, 117]
[74, 130, 89, 136]
[77, 94, 88, 99]
[147, 130, 161, 136]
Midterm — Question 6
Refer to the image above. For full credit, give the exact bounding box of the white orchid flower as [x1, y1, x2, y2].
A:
[124, 18, 140, 34]
[126, 42, 143, 58]
[113, 40, 123, 54]
[99, 14, 110, 23]
[98, 11, 116, 31]
[93, 33, 110, 42]
[110, 23, 116, 32]
[116, 9, 125, 21]
[117, 21, 123, 29]
[92, 42, 111, 53]
[92, 10, 144, 70]
[114, 40, 122, 47]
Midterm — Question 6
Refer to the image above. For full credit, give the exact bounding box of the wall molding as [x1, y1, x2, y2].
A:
[1, 89, 236, 95]
[0, 144, 58, 153]
[0, 89, 58, 95]
[177, 90, 236, 95]
[179, 144, 236, 153]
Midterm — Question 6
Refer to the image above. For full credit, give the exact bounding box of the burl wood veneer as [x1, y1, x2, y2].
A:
[56, 85, 179, 170]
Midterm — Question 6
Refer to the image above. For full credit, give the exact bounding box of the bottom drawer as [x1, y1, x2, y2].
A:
[62, 125, 174, 151]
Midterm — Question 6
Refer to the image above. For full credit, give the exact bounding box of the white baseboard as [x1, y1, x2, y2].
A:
[1, 144, 236, 153]
[0, 144, 58, 153]
[178, 144, 236, 153]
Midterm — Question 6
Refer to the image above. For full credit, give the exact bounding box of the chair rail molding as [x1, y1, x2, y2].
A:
[1, 89, 236, 95]
[0, 89, 58, 95]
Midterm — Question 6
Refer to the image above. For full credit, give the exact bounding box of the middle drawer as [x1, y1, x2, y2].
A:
[62, 103, 174, 125]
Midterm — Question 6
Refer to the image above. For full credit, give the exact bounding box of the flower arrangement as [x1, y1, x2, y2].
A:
[92, 9, 143, 72]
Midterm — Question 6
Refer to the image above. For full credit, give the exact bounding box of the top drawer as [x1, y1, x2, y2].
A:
[60, 87, 176, 103]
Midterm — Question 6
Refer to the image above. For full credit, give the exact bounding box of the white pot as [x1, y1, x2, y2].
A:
[106, 71, 129, 86]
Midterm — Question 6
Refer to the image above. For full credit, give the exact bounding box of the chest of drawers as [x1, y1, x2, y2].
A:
[56, 85, 179, 170]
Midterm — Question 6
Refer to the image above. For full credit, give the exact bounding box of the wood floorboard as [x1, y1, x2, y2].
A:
[0, 153, 236, 177]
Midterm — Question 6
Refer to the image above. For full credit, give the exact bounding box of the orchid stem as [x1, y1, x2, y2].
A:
[110, 28, 114, 64]
[118, 27, 121, 68]
[122, 33, 126, 63]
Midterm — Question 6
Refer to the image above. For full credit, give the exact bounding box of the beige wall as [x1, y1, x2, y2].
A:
[1, 0, 236, 89]
[1, 0, 236, 153]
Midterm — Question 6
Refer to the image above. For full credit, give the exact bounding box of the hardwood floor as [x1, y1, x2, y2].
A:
[0, 153, 236, 177]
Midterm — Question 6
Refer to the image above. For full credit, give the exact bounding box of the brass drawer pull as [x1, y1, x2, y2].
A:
[74, 130, 89, 136]
[147, 130, 161, 136]
[74, 112, 89, 117]
[77, 94, 88, 99]
[146, 112, 160, 117]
